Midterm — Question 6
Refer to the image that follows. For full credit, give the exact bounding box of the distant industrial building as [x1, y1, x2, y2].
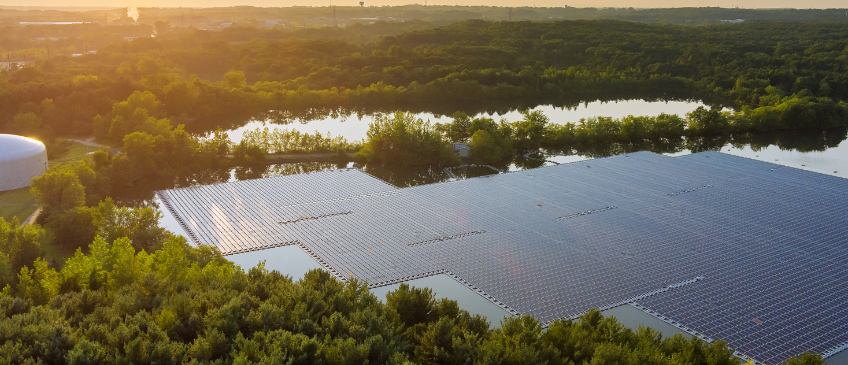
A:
[0, 134, 47, 191]
[159, 151, 848, 364]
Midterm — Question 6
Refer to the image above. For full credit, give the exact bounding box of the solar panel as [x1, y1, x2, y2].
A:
[158, 151, 848, 364]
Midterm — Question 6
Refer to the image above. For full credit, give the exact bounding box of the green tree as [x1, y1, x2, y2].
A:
[477, 315, 559, 365]
[100, 91, 163, 143]
[686, 106, 729, 135]
[109, 91, 161, 122]
[46, 206, 96, 249]
[358, 112, 458, 165]
[620, 115, 649, 140]
[651, 113, 686, 138]
[784, 352, 826, 365]
[386, 283, 437, 328]
[6, 112, 44, 140]
[122, 131, 158, 178]
[469, 129, 508, 164]
[0, 217, 47, 287]
[232, 140, 267, 166]
[511, 110, 549, 150]
[444, 111, 472, 142]
[15, 258, 61, 304]
[224, 71, 247, 88]
[93, 199, 167, 252]
[198, 128, 231, 162]
[30, 164, 86, 218]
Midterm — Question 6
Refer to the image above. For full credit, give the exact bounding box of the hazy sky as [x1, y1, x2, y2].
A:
[1, 0, 846, 8]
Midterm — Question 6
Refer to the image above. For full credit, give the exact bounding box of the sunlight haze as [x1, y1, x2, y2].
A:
[2, 0, 848, 360]
[1, 0, 846, 8]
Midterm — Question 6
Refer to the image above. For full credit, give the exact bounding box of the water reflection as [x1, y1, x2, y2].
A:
[358, 163, 450, 187]
[132, 128, 848, 210]
[232, 161, 350, 181]
[370, 274, 513, 328]
[226, 246, 323, 278]
[601, 305, 689, 340]
[204, 100, 712, 143]
[146, 127, 848, 332]
[827, 348, 848, 365]
[546, 128, 847, 160]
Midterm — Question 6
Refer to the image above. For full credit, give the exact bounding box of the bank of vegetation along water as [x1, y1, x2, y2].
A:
[350, 99, 847, 166]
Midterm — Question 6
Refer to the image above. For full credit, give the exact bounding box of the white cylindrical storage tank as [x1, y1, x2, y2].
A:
[0, 134, 48, 191]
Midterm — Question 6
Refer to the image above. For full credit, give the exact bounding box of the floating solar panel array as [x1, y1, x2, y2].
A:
[156, 169, 396, 254]
[158, 151, 848, 364]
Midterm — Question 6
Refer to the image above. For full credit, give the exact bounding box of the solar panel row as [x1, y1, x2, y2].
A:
[159, 151, 848, 364]
[157, 169, 396, 254]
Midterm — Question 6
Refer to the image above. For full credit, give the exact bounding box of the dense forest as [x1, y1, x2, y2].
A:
[2, 16, 847, 215]
[3, 5, 848, 28]
[0, 217, 825, 365]
[3, 16, 847, 204]
[3, 19, 848, 141]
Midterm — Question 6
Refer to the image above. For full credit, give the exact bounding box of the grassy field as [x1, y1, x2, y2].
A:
[0, 141, 101, 265]
[0, 187, 37, 222]
[50, 141, 94, 166]
[0, 141, 94, 223]
[0, 141, 91, 222]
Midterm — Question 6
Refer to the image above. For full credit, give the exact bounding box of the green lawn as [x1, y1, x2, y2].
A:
[2, 141, 96, 222]
[0, 187, 37, 222]
[4, 140, 99, 264]
[50, 141, 94, 166]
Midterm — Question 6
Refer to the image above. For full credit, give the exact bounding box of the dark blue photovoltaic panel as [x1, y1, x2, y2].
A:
[156, 169, 397, 254]
[159, 151, 848, 364]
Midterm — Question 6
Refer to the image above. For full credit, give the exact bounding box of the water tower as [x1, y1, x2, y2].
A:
[0, 134, 48, 191]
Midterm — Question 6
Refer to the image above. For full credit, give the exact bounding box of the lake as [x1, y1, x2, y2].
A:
[146, 101, 848, 330]
[220, 100, 713, 143]
[152, 128, 848, 328]
[155, 128, 848, 246]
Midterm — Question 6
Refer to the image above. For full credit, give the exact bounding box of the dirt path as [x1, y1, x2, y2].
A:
[24, 207, 41, 225]
[67, 137, 103, 148]
[265, 152, 356, 162]
[67, 137, 120, 154]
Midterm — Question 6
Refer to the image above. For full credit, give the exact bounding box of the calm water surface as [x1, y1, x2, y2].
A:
[157, 130, 848, 249]
[223, 100, 711, 143]
[717, 143, 847, 177]
[154, 130, 848, 326]
[372, 275, 513, 327]
[226, 246, 323, 277]
[601, 305, 689, 339]
[154, 102, 848, 329]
